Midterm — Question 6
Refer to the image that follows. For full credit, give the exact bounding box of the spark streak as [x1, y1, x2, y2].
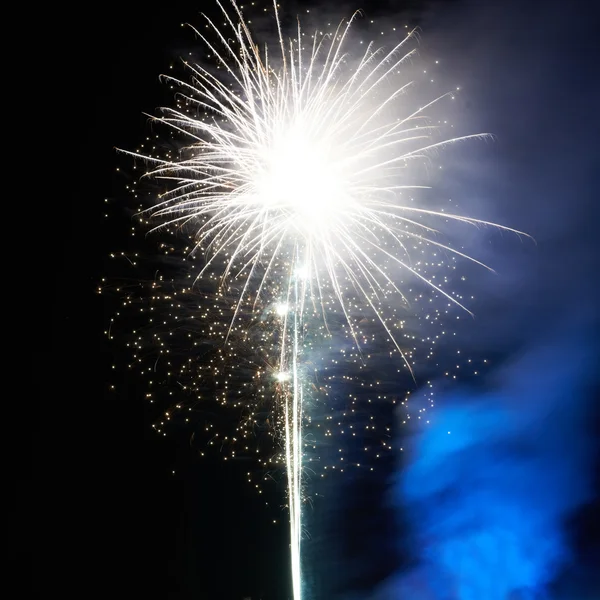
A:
[121, 1, 525, 597]
[284, 260, 304, 600]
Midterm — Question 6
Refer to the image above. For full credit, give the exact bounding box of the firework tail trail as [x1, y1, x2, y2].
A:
[289, 273, 303, 600]
[280, 252, 306, 600]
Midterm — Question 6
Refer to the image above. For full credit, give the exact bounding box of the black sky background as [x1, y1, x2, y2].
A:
[29, 0, 599, 598]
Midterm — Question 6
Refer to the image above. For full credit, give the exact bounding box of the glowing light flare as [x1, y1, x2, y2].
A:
[275, 302, 290, 316]
[256, 126, 349, 234]
[294, 265, 311, 281]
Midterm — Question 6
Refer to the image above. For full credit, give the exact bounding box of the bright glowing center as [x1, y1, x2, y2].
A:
[275, 302, 289, 316]
[259, 126, 346, 230]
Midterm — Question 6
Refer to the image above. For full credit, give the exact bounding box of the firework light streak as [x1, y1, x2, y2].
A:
[122, 1, 524, 597]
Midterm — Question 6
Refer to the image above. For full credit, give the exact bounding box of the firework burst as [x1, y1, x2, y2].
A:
[118, 1, 524, 597]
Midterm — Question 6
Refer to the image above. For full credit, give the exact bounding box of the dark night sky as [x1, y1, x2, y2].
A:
[29, 0, 599, 599]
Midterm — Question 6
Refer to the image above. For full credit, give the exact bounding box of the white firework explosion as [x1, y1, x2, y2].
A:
[121, 2, 524, 598]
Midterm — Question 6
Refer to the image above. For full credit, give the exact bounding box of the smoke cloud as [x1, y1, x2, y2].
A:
[386, 312, 598, 599]
[373, 0, 599, 598]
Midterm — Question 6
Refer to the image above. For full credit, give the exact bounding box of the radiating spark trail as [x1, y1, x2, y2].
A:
[277, 250, 309, 600]
[289, 262, 304, 600]
[121, 1, 526, 597]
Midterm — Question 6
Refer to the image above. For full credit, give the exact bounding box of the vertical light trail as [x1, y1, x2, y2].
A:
[280, 253, 306, 600]
[291, 271, 303, 600]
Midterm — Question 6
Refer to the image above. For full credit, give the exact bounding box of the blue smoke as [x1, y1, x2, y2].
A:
[387, 315, 598, 600]
[371, 0, 600, 596]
